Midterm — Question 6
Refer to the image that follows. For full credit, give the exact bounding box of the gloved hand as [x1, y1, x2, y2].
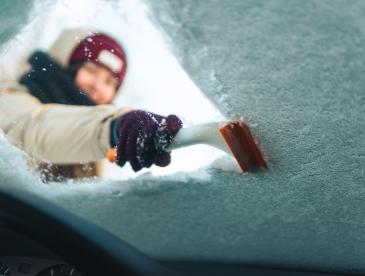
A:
[112, 110, 183, 172]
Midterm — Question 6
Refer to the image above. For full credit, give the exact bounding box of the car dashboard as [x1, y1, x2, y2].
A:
[0, 219, 342, 276]
[0, 257, 80, 276]
[0, 226, 82, 276]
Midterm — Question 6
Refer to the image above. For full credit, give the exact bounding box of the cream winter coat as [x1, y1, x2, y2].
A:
[0, 29, 130, 164]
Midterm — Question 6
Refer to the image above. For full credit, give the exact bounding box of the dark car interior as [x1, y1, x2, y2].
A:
[0, 188, 343, 276]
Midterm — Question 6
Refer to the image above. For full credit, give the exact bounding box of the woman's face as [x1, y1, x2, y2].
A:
[75, 62, 119, 105]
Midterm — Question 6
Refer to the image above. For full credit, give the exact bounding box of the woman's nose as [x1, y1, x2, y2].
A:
[93, 76, 105, 92]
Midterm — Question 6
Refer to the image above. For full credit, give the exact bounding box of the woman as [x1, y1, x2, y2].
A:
[0, 28, 182, 181]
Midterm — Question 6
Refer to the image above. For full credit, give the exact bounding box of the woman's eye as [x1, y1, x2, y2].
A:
[105, 77, 118, 88]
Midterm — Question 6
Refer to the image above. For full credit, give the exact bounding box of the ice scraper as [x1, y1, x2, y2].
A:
[107, 119, 267, 172]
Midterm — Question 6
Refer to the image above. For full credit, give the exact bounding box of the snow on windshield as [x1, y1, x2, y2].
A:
[143, 0, 365, 273]
[1, 0, 365, 274]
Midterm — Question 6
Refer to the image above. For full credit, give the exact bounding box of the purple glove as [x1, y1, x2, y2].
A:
[114, 110, 183, 172]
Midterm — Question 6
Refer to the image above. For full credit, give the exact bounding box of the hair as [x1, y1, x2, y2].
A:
[67, 61, 85, 80]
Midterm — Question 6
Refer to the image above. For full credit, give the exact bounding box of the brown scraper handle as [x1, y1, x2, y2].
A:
[219, 120, 268, 172]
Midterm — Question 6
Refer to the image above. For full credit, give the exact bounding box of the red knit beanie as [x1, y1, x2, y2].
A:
[69, 33, 127, 89]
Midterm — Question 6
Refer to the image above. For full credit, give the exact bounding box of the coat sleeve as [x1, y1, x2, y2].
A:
[0, 85, 131, 164]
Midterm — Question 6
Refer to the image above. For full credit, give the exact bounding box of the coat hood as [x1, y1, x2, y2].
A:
[48, 28, 96, 67]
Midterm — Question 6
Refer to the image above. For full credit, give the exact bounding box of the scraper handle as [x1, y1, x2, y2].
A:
[107, 148, 117, 163]
[106, 123, 228, 163]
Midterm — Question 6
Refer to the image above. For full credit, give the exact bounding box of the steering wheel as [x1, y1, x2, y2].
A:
[0, 187, 175, 276]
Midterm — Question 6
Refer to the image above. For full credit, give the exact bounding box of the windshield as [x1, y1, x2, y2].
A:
[0, 0, 364, 274]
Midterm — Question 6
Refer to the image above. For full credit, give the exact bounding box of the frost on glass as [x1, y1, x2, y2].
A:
[0, 0, 365, 274]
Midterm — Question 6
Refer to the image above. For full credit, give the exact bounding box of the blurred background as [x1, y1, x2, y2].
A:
[0, 0, 226, 180]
